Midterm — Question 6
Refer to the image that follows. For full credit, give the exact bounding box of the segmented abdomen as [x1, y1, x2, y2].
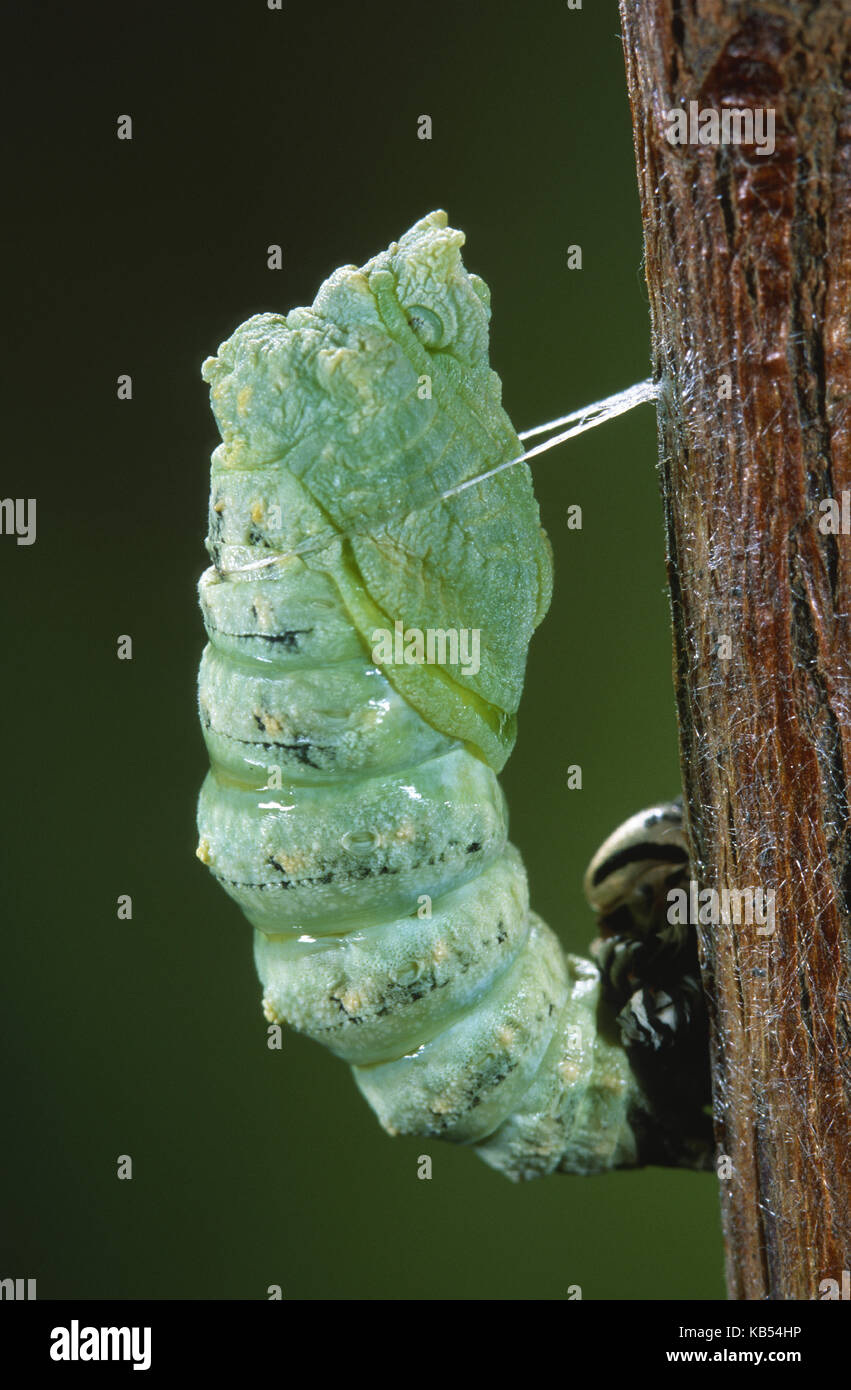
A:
[197, 554, 644, 1180]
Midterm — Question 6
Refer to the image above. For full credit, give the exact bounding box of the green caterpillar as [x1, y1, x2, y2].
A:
[196, 212, 710, 1180]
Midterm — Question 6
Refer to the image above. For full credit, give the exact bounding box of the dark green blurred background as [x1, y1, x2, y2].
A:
[2, 1, 724, 1298]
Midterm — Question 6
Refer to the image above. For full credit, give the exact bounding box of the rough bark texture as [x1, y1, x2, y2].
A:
[619, 0, 851, 1300]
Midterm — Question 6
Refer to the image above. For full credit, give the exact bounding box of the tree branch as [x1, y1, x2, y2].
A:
[619, 0, 851, 1299]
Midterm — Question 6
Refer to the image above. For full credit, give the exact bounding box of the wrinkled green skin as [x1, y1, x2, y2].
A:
[197, 213, 655, 1179]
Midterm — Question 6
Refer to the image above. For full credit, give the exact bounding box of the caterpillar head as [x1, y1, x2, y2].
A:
[201, 210, 498, 474]
[318, 208, 492, 367]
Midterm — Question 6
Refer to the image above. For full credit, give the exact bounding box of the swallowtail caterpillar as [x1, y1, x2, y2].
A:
[196, 212, 711, 1180]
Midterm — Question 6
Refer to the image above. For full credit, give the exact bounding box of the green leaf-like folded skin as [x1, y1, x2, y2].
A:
[201, 210, 552, 771]
[197, 212, 658, 1180]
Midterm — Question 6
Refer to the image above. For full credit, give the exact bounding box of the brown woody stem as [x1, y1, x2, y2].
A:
[619, 0, 851, 1299]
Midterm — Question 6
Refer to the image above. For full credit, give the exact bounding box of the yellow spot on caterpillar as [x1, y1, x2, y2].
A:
[252, 594, 274, 629]
[262, 995, 280, 1023]
[250, 501, 264, 524]
[496, 1025, 516, 1050]
[318, 347, 348, 376]
[431, 940, 450, 964]
[271, 846, 321, 876]
[196, 838, 213, 866]
[600, 1073, 628, 1094]
[394, 820, 416, 843]
[213, 500, 225, 513]
[558, 1059, 582, 1085]
[237, 385, 253, 415]
[338, 987, 365, 1015]
[272, 851, 304, 875]
[257, 711, 283, 734]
